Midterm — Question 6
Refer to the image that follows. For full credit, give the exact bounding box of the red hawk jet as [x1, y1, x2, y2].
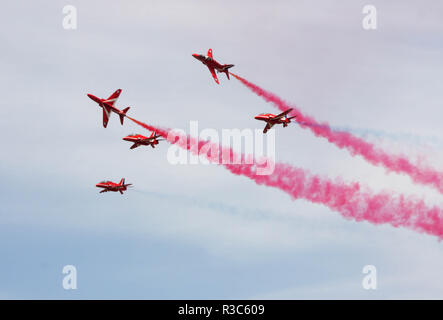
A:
[192, 49, 234, 84]
[254, 108, 296, 133]
[96, 178, 132, 194]
[122, 131, 165, 149]
[87, 89, 130, 128]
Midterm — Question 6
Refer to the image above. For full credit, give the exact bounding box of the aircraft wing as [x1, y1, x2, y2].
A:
[140, 136, 164, 144]
[103, 89, 122, 106]
[130, 143, 140, 149]
[102, 105, 111, 128]
[140, 136, 156, 143]
[273, 108, 293, 120]
[207, 66, 219, 84]
[263, 123, 274, 134]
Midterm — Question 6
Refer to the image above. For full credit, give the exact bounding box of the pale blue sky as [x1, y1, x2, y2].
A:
[1, 0, 443, 299]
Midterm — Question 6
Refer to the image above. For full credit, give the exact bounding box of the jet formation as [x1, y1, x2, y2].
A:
[89, 49, 296, 194]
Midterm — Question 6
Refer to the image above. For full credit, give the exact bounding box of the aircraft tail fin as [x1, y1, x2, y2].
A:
[119, 107, 130, 125]
[119, 178, 125, 186]
[223, 64, 234, 80]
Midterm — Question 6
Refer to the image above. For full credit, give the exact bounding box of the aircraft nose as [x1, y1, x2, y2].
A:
[192, 53, 198, 58]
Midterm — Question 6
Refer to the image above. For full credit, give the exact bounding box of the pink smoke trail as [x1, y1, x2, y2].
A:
[230, 73, 443, 195]
[127, 116, 443, 239]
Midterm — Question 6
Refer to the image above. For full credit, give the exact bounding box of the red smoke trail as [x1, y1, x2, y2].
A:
[127, 117, 169, 137]
[127, 116, 443, 239]
[230, 73, 443, 195]
[127, 116, 252, 164]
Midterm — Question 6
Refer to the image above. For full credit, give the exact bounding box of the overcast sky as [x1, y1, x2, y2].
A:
[1, 0, 443, 299]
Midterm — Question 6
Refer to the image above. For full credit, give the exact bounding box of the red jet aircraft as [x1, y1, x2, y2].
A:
[254, 108, 296, 133]
[87, 89, 130, 128]
[122, 131, 165, 149]
[96, 178, 132, 194]
[192, 49, 234, 84]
